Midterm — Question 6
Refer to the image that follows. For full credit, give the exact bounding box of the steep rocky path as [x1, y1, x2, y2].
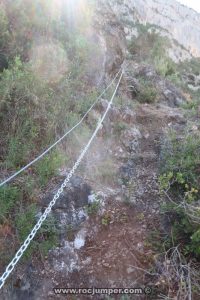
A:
[1, 100, 187, 300]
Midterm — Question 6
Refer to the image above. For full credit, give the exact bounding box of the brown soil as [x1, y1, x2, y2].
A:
[0, 103, 186, 300]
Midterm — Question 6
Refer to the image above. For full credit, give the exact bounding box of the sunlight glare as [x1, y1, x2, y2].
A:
[61, 0, 91, 29]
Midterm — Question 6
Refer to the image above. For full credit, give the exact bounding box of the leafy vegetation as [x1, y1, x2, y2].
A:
[0, 186, 21, 223]
[15, 205, 58, 259]
[86, 193, 101, 215]
[137, 79, 158, 103]
[0, 0, 99, 268]
[178, 57, 200, 76]
[15, 204, 38, 258]
[101, 213, 111, 226]
[165, 57, 200, 106]
[113, 121, 127, 134]
[128, 27, 176, 78]
[127, 23, 200, 113]
[35, 151, 66, 187]
[38, 216, 58, 257]
[159, 129, 200, 258]
[86, 200, 100, 215]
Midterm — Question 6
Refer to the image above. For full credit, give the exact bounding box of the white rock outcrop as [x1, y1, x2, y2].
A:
[100, 0, 200, 61]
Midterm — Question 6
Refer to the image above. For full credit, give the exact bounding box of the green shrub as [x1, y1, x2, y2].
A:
[160, 200, 200, 258]
[190, 229, 200, 256]
[160, 131, 200, 186]
[167, 72, 183, 86]
[178, 58, 200, 76]
[113, 121, 127, 135]
[5, 136, 31, 168]
[35, 151, 64, 187]
[113, 95, 124, 108]
[0, 186, 21, 223]
[38, 238, 57, 257]
[23, 176, 37, 199]
[86, 193, 100, 215]
[101, 213, 111, 226]
[38, 215, 58, 257]
[76, 89, 98, 115]
[16, 204, 37, 242]
[137, 80, 157, 103]
[174, 57, 200, 93]
[15, 205, 58, 259]
[159, 129, 200, 258]
[182, 100, 199, 110]
[0, 57, 53, 164]
[128, 29, 170, 62]
[154, 56, 176, 77]
[0, 0, 97, 267]
[128, 26, 177, 79]
[15, 204, 37, 258]
[86, 200, 100, 215]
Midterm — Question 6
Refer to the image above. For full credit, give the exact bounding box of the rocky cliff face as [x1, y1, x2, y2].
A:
[97, 0, 200, 62]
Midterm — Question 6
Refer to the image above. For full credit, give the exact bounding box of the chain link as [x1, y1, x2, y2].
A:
[0, 71, 123, 289]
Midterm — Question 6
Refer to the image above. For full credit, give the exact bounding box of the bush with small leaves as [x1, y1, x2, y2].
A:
[159, 129, 200, 258]
[0, 186, 21, 223]
[137, 80, 158, 103]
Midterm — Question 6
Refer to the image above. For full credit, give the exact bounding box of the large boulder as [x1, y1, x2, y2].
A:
[40, 176, 91, 234]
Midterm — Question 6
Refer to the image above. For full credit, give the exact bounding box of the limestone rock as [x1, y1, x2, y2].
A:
[101, 0, 200, 60]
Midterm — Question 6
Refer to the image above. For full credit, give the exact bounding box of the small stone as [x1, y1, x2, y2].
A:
[88, 194, 96, 204]
[137, 242, 143, 250]
[74, 229, 86, 249]
[192, 125, 198, 131]
[127, 267, 135, 274]
[103, 263, 110, 268]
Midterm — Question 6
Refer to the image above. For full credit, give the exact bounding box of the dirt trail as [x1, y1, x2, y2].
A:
[1, 102, 186, 300]
[45, 103, 186, 300]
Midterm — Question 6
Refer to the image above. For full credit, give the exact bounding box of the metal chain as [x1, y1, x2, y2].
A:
[0, 71, 123, 289]
[0, 68, 121, 188]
